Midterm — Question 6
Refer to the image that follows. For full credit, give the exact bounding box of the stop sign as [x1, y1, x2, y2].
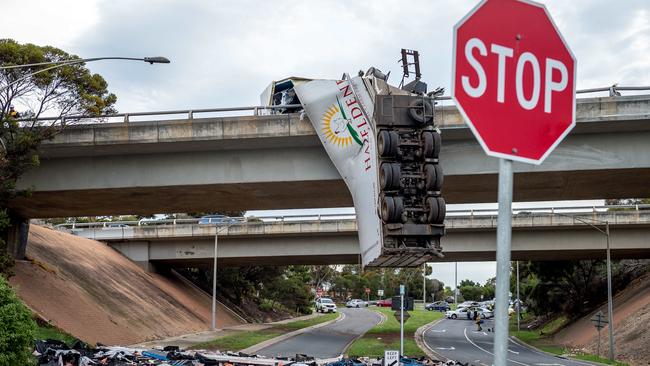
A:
[452, 0, 576, 164]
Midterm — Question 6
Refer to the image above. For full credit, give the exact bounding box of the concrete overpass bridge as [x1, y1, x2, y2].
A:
[11, 94, 650, 218]
[59, 206, 650, 268]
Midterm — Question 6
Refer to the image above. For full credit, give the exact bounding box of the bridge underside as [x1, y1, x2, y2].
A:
[107, 227, 650, 268]
[13, 167, 650, 218]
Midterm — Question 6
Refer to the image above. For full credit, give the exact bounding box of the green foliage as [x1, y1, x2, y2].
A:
[348, 308, 443, 357]
[0, 276, 37, 366]
[1, 39, 117, 266]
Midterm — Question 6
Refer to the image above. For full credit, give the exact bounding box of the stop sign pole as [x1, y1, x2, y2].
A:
[452, 1, 576, 365]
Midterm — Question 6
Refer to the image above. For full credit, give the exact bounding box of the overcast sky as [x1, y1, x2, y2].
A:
[3, 0, 648, 287]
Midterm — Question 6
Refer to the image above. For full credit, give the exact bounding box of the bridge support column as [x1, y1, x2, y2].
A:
[108, 241, 154, 272]
[2, 214, 29, 260]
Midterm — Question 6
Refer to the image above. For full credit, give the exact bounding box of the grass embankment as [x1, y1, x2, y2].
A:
[510, 315, 629, 366]
[347, 307, 443, 358]
[192, 312, 339, 351]
[35, 323, 77, 345]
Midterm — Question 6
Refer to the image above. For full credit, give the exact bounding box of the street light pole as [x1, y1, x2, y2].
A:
[0, 56, 170, 92]
[605, 222, 614, 361]
[211, 217, 246, 331]
[553, 212, 615, 361]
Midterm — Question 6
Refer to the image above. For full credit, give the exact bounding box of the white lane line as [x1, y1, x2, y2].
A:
[430, 329, 447, 333]
[436, 346, 456, 350]
[509, 349, 520, 354]
[463, 327, 530, 366]
[535, 363, 565, 366]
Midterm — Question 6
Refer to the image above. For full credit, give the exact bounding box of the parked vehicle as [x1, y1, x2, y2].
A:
[376, 298, 392, 307]
[425, 301, 450, 311]
[198, 215, 242, 225]
[445, 307, 471, 319]
[471, 306, 494, 319]
[346, 299, 368, 308]
[315, 297, 337, 313]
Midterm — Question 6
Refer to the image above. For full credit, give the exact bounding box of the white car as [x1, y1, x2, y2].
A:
[345, 299, 368, 308]
[445, 307, 472, 319]
[315, 297, 337, 313]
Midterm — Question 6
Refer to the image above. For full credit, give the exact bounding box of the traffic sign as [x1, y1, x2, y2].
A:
[365, 287, 371, 294]
[384, 350, 399, 366]
[394, 310, 411, 322]
[591, 310, 608, 330]
[452, 0, 576, 165]
[378, 289, 384, 297]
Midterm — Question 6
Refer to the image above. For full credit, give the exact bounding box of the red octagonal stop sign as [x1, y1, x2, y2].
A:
[452, 0, 576, 165]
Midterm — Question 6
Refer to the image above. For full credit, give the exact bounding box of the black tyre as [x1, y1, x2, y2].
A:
[451, 314, 457, 319]
[388, 131, 399, 156]
[378, 130, 391, 157]
[426, 196, 446, 224]
[356, 305, 360, 308]
[381, 196, 395, 222]
[390, 163, 401, 189]
[424, 164, 443, 191]
[408, 99, 434, 124]
[379, 163, 393, 190]
[393, 196, 404, 221]
[422, 131, 441, 158]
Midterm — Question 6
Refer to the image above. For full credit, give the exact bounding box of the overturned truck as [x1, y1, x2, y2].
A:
[262, 69, 446, 268]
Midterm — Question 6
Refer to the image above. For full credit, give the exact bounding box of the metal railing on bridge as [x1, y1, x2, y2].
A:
[20, 85, 650, 124]
[53, 204, 650, 231]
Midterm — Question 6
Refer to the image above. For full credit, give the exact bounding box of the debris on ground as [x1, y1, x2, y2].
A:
[33, 339, 462, 366]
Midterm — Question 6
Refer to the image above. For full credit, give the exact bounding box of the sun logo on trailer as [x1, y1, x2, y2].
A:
[322, 96, 363, 148]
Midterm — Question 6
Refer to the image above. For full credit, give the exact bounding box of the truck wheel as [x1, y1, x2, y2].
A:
[422, 131, 441, 158]
[380, 163, 393, 190]
[408, 99, 433, 124]
[381, 196, 395, 223]
[424, 164, 443, 191]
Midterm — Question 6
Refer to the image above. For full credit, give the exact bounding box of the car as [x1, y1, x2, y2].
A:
[471, 306, 494, 319]
[425, 301, 450, 312]
[315, 297, 337, 313]
[198, 215, 242, 225]
[376, 298, 392, 307]
[445, 307, 472, 319]
[346, 299, 368, 308]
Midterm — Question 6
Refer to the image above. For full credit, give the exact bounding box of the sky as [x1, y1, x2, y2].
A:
[3, 0, 648, 286]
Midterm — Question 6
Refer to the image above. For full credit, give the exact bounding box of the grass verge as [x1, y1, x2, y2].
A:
[192, 312, 338, 351]
[35, 323, 76, 345]
[347, 307, 443, 358]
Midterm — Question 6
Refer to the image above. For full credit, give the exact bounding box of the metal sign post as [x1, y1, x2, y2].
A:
[400, 284, 405, 356]
[591, 310, 608, 357]
[494, 159, 513, 366]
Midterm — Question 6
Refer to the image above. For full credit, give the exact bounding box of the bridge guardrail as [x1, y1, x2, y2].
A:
[56, 205, 650, 241]
[19, 85, 650, 124]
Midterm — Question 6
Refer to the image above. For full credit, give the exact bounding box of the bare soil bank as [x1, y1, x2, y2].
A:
[554, 272, 650, 365]
[10, 225, 243, 345]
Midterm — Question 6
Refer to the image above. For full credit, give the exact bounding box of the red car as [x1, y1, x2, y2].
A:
[376, 298, 392, 307]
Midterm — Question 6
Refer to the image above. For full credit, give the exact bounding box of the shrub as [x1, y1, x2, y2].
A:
[0, 276, 36, 366]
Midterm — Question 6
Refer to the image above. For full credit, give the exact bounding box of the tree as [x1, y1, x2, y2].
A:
[0, 275, 36, 366]
[1, 39, 116, 272]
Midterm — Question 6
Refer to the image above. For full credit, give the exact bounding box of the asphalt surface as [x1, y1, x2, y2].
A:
[257, 308, 381, 359]
[424, 317, 596, 366]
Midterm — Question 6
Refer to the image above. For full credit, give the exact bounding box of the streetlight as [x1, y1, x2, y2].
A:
[552, 211, 615, 361]
[0, 56, 170, 92]
[211, 216, 246, 331]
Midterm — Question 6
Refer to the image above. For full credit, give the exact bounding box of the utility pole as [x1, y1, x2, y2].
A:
[454, 262, 458, 305]
[423, 263, 427, 307]
[516, 261, 520, 332]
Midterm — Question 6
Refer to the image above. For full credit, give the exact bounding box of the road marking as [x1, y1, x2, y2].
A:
[509, 349, 520, 354]
[535, 363, 565, 366]
[479, 363, 490, 366]
[430, 329, 447, 333]
[436, 346, 455, 350]
[483, 332, 488, 336]
[463, 327, 530, 366]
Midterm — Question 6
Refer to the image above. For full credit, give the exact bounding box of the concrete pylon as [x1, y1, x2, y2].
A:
[3, 214, 29, 259]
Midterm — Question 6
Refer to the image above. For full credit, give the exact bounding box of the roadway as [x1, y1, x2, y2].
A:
[257, 308, 381, 359]
[424, 318, 594, 366]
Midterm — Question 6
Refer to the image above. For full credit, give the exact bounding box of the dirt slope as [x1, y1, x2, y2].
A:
[553, 272, 650, 365]
[9, 225, 244, 345]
